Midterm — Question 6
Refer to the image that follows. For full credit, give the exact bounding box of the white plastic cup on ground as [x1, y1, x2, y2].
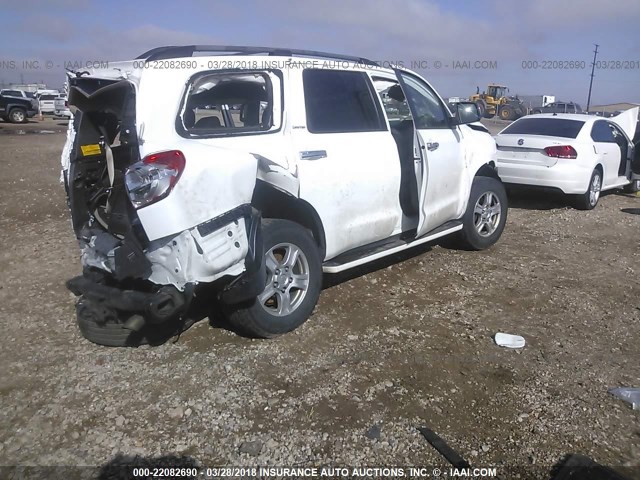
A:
[494, 332, 526, 349]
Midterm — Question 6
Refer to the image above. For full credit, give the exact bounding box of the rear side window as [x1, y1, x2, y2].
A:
[590, 121, 616, 143]
[3, 90, 22, 96]
[178, 71, 279, 136]
[303, 69, 385, 133]
[501, 118, 584, 138]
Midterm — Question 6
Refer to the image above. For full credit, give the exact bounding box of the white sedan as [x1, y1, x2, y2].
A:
[495, 108, 639, 209]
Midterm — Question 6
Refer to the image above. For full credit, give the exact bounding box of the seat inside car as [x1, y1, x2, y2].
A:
[194, 116, 222, 128]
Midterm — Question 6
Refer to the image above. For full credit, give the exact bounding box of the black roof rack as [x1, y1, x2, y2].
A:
[136, 45, 379, 67]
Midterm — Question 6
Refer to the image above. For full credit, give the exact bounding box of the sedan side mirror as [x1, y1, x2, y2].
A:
[451, 102, 481, 125]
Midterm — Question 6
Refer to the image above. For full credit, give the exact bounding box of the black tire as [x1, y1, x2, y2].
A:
[475, 101, 486, 119]
[76, 298, 147, 347]
[76, 297, 188, 347]
[623, 179, 640, 193]
[457, 176, 508, 250]
[8, 108, 26, 123]
[499, 106, 514, 121]
[574, 168, 602, 210]
[225, 219, 322, 338]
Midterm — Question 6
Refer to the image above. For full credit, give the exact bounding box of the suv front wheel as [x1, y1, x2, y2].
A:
[457, 176, 508, 250]
[225, 219, 322, 338]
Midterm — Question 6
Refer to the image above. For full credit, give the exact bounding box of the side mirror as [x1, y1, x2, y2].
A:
[451, 102, 481, 125]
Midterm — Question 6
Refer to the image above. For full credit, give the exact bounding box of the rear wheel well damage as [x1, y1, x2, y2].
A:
[251, 181, 326, 260]
[474, 162, 499, 180]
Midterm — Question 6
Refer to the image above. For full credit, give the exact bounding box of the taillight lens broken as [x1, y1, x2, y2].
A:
[125, 150, 185, 208]
[543, 145, 578, 159]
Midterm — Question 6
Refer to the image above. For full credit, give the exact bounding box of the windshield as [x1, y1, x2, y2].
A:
[489, 86, 506, 98]
[501, 117, 585, 138]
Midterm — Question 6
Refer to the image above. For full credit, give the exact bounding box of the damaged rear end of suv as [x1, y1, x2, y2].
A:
[64, 45, 508, 346]
[64, 60, 265, 346]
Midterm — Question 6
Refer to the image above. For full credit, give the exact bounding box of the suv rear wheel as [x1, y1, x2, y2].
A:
[225, 219, 322, 338]
[457, 176, 508, 250]
[8, 108, 26, 123]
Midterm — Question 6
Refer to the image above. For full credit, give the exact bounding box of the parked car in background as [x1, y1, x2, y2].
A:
[63, 45, 507, 346]
[38, 93, 59, 114]
[54, 96, 72, 119]
[531, 101, 583, 114]
[1, 89, 39, 111]
[0, 92, 39, 123]
[1, 89, 32, 99]
[495, 109, 639, 209]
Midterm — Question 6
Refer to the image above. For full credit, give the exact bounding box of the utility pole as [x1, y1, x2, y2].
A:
[586, 44, 599, 112]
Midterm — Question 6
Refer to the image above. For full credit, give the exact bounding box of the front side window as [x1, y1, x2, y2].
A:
[372, 77, 412, 123]
[399, 73, 449, 129]
[608, 123, 627, 143]
[179, 71, 278, 135]
[590, 121, 615, 143]
[303, 69, 385, 134]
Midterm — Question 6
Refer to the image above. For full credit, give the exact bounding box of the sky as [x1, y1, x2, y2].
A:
[1, 0, 639, 106]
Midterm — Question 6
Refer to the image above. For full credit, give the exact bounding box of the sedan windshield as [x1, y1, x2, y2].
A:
[501, 118, 585, 138]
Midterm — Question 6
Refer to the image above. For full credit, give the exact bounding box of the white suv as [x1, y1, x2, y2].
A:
[62, 46, 507, 346]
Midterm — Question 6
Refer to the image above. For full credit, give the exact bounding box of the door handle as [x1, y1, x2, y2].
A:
[300, 150, 327, 160]
[427, 142, 439, 151]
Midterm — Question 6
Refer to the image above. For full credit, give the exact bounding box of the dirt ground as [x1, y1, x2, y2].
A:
[0, 117, 639, 479]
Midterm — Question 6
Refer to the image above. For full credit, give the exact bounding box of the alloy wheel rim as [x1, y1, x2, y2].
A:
[259, 242, 310, 317]
[590, 174, 601, 206]
[474, 191, 501, 237]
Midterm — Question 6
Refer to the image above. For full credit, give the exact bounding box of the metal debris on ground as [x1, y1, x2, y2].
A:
[417, 427, 470, 469]
[608, 387, 640, 410]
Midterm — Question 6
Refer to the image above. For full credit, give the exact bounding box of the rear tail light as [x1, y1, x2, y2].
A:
[125, 150, 185, 208]
[544, 145, 578, 159]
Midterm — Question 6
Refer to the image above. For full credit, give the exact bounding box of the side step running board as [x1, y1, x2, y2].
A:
[322, 221, 462, 274]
